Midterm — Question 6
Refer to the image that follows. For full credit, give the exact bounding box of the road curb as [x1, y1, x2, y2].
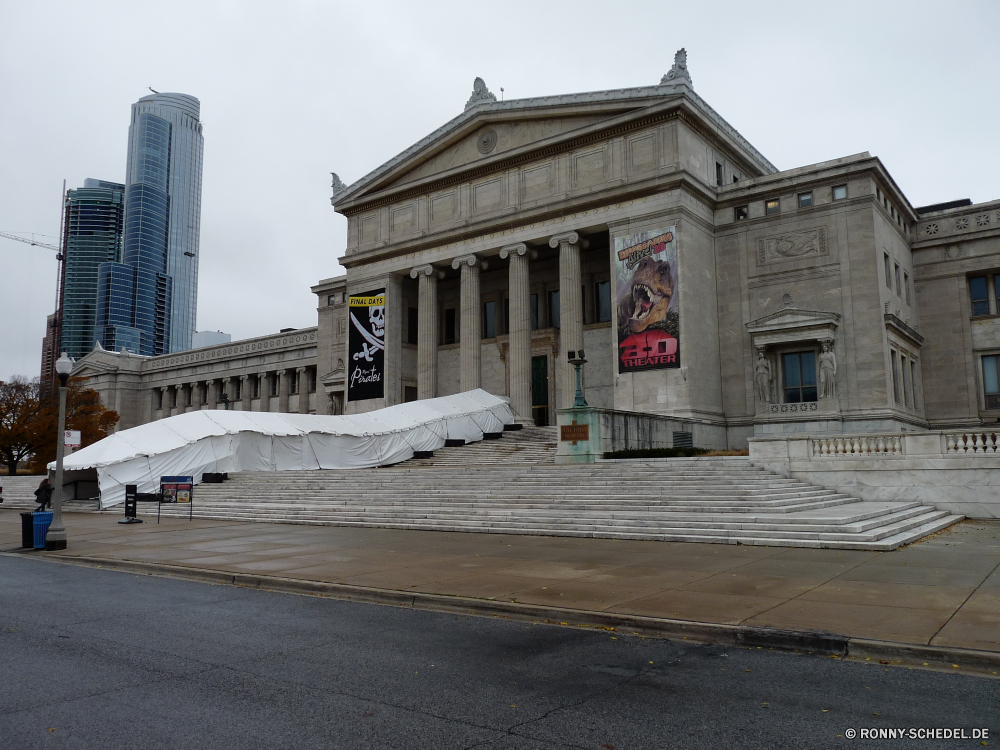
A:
[37, 552, 1000, 674]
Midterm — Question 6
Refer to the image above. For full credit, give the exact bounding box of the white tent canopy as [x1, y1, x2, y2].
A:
[55, 390, 514, 508]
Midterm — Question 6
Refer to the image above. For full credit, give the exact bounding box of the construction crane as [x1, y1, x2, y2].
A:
[0, 231, 62, 257]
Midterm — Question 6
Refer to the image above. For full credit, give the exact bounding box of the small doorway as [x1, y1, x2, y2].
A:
[531, 355, 549, 426]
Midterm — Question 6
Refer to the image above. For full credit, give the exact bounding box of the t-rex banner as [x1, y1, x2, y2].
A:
[615, 227, 679, 373]
[347, 289, 386, 401]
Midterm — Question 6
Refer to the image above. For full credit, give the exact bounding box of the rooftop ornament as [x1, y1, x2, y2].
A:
[465, 77, 497, 110]
[660, 48, 693, 88]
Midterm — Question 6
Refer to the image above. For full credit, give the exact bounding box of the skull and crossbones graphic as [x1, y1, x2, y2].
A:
[351, 304, 385, 362]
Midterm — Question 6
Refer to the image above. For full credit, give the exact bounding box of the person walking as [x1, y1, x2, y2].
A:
[33, 478, 52, 512]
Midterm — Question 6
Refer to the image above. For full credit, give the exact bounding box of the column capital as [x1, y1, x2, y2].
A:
[451, 254, 487, 271]
[204, 379, 215, 385]
[548, 231, 581, 248]
[240, 374, 250, 381]
[296, 366, 307, 373]
[499, 243, 529, 260]
[174, 383, 184, 390]
[160, 386, 169, 392]
[189, 381, 198, 389]
[410, 264, 444, 279]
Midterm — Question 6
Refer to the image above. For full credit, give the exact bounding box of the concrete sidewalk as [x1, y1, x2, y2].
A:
[2, 509, 998, 656]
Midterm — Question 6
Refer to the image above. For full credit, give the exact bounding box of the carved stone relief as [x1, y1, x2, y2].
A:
[756, 227, 828, 266]
[476, 128, 498, 155]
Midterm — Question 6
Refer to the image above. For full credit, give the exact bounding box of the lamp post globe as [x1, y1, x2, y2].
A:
[46, 353, 74, 551]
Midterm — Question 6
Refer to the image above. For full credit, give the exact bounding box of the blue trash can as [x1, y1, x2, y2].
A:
[32, 512, 53, 549]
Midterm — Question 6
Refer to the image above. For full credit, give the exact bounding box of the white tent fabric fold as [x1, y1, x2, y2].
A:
[54, 390, 513, 508]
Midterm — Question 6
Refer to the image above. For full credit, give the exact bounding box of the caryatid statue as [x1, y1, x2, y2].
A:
[754, 348, 773, 403]
[819, 341, 837, 399]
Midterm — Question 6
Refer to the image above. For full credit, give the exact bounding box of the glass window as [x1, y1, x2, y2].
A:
[970, 276, 989, 316]
[290, 371, 298, 395]
[483, 301, 496, 338]
[798, 192, 812, 208]
[891, 351, 901, 403]
[884, 253, 892, 289]
[530, 294, 539, 330]
[995, 276, 1000, 311]
[596, 281, 612, 323]
[235, 379, 242, 400]
[833, 185, 847, 201]
[894, 263, 901, 296]
[901, 355, 911, 407]
[549, 290, 560, 329]
[503, 299, 509, 334]
[734, 206, 748, 221]
[984, 355, 1000, 409]
[765, 199, 780, 215]
[911, 361, 919, 409]
[444, 308, 456, 344]
[327, 295, 336, 306]
[783, 352, 817, 403]
[904, 272, 911, 304]
[715, 162, 723, 187]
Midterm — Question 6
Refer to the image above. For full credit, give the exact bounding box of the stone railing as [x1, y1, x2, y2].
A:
[945, 431, 999, 454]
[810, 435, 903, 457]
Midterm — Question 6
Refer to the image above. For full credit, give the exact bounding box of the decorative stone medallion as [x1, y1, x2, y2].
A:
[477, 128, 498, 155]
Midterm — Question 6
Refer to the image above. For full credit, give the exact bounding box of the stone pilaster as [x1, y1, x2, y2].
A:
[297, 367, 309, 413]
[453, 254, 485, 391]
[258, 372, 270, 412]
[159, 387, 169, 419]
[206, 380, 217, 410]
[551, 231, 584, 409]
[410, 264, 440, 399]
[241, 375, 251, 411]
[278, 370, 290, 412]
[500, 243, 531, 421]
[173, 384, 183, 416]
[190, 382, 202, 410]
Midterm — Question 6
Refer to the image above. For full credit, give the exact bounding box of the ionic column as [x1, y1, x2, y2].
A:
[159, 386, 169, 420]
[241, 375, 251, 411]
[551, 231, 584, 409]
[410, 265, 440, 399]
[258, 372, 270, 412]
[173, 384, 183, 416]
[297, 367, 309, 413]
[278, 369, 290, 412]
[499, 243, 531, 421]
[222, 377, 233, 409]
[452, 254, 485, 392]
[206, 380, 217, 410]
[190, 382, 202, 411]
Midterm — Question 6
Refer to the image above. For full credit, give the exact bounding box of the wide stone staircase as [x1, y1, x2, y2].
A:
[140, 428, 961, 550]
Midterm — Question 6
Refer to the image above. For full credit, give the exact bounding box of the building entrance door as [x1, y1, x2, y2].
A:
[531, 355, 549, 426]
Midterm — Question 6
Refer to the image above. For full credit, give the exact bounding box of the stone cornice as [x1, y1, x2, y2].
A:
[339, 170, 714, 269]
[884, 314, 925, 347]
[148, 328, 319, 372]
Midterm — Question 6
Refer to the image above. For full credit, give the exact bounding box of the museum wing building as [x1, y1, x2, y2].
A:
[74, 52, 1000, 450]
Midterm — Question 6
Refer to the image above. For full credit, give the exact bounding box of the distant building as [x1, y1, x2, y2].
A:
[39, 313, 58, 398]
[95, 92, 204, 356]
[192, 330, 232, 349]
[60, 180, 125, 361]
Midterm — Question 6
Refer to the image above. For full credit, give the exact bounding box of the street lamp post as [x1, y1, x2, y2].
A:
[46, 353, 73, 551]
[567, 350, 588, 408]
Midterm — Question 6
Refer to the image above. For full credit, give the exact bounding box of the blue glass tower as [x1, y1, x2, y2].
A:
[62, 179, 125, 360]
[95, 93, 203, 355]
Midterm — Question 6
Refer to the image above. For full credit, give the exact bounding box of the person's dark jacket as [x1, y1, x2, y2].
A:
[34, 481, 52, 510]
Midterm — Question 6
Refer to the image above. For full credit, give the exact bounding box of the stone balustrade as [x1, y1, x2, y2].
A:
[749, 430, 1000, 519]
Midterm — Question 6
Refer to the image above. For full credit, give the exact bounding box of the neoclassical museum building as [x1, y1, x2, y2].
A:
[75, 51, 1000, 450]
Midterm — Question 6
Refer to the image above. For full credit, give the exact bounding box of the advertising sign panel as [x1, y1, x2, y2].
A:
[160, 476, 193, 503]
[347, 289, 386, 401]
[64, 430, 81, 447]
[615, 227, 679, 373]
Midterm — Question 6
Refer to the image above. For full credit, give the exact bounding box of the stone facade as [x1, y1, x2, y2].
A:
[72, 278, 347, 429]
[76, 55, 1000, 449]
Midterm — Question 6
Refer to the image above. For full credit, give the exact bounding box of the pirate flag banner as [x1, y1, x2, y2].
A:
[615, 227, 679, 373]
[348, 289, 386, 401]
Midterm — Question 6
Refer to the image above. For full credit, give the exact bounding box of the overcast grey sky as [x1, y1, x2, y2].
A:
[1, 0, 997, 381]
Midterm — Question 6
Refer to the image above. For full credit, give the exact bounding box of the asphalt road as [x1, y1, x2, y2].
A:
[0, 555, 996, 750]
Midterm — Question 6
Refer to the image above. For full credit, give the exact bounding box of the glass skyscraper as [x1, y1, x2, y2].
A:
[95, 93, 203, 355]
[61, 179, 125, 360]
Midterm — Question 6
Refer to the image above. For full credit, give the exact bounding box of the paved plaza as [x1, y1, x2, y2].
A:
[2, 510, 998, 656]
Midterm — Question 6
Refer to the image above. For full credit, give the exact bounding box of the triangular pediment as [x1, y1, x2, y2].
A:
[333, 85, 695, 210]
[746, 308, 841, 333]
